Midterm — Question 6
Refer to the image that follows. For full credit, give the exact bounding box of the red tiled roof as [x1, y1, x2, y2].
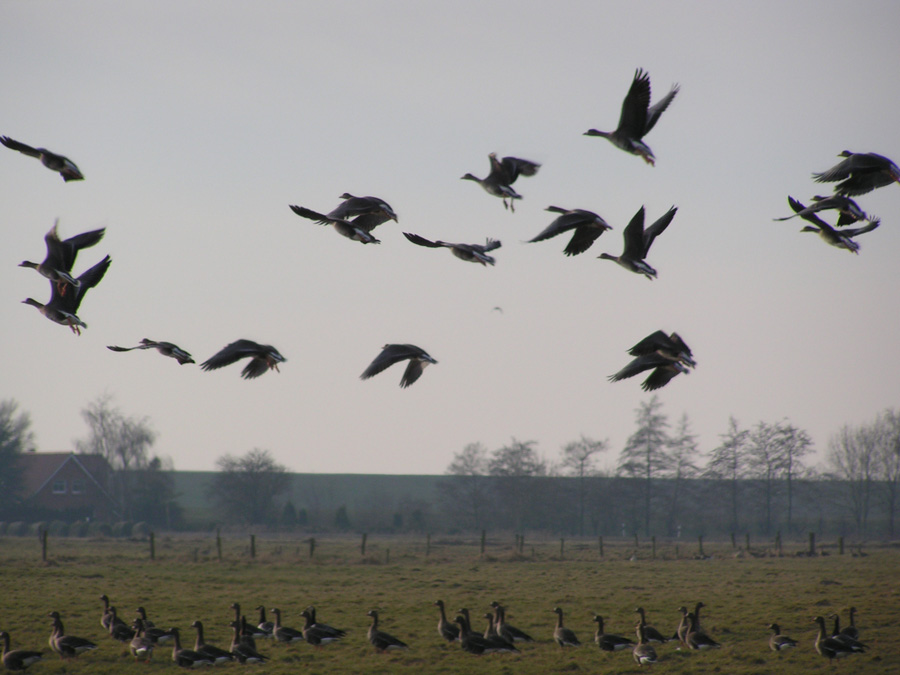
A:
[17, 452, 113, 498]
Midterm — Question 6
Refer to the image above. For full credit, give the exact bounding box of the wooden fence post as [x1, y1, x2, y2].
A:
[745, 533, 750, 551]
[808, 532, 815, 556]
[309, 537, 316, 559]
[216, 528, 222, 561]
[598, 536, 604, 558]
[730, 531, 736, 549]
[519, 534, 525, 555]
[426, 533, 431, 557]
[698, 535, 705, 558]
[480, 530, 486, 557]
[385, 548, 390, 564]
[250, 534, 256, 559]
[41, 528, 48, 562]
[361, 533, 367, 556]
[838, 536, 844, 555]
[651, 535, 656, 559]
[560, 538, 565, 559]
[775, 531, 782, 556]
[150, 531, 155, 561]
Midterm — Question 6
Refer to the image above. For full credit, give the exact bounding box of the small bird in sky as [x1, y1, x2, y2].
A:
[598, 205, 677, 279]
[461, 153, 540, 212]
[107, 339, 195, 365]
[200, 340, 286, 379]
[1, 135, 85, 181]
[22, 256, 112, 335]
[403, 232, 501, 265]
[527, 206, 613, 256]
[584, 68, 679, 166]
[813, 151, 900, 196]
[360, 344, 437, 388]
[19, 220, 105, 295]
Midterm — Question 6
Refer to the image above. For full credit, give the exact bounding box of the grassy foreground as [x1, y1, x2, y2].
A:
[0, 534, 897, 674]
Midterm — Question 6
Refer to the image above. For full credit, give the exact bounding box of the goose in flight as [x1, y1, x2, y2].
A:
[787, 197, 879, 253]
[584, 69, 679, 165]
[19, 220, 105, 294]
[527, 206, 612, 256]
[403, 232, 500, 265]
[598, 205, 677, 279]
[22, 255, 111, 335]
[360, 344, 437, 388]
[813, 151, 900, 196]
[1, 135, 84, 181]
[289, 204, 380, 244]
[200, 340, 286, 379]
[107, 339, 195, 365]
[773, 194, 869, 227]
[461, 153, 540, 211]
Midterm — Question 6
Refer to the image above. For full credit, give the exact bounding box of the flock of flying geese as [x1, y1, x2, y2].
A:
[6, 67, 899, 391]
[0, 596, 867, 669]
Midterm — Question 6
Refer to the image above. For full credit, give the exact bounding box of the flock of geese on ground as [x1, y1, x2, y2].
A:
[0, 596, 868, 669]
[7, 68, 897, 392]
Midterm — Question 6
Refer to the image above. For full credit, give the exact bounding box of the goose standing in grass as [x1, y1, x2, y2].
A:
[170, 627, 214, 668]
[299, 610, 342, 648]
[453, 613, 494, 655]
[302, 607, 346, 640]
[434, 600, 460, 643]
[674, 606, 690, 646]
[100, 594, 123, 632]
[48, 612, 97, 660]
[461, 153, 540, 212]
[366, 610, 408, 653]
[526, 206, 613, 256]
[491, 602, 534, 644]
[685, 612, 720, 650]
[635, 607, 670, 644]
[0, 135, 84, 181]
[593, 615, 635, 652]
[360, 343, 437, 388]
[190, 621, 233, 664]
[552, 607, 581, 648]
[813, 150, 900, 196]
[768, 623, 798, 651]
[107, 607, 136, 643]
[269, 608, 304, 645]
[481, 614, 519, 653]
[19, 220, 104, 294]
[229, 604, 265, 649]
[633, 623, 658, 666]
[0, 631, 42, 671]
[228, 621, 267, 664]
[814, 616, 857, 662]
[22, 255, 111, 335]
[583, 69, 679, 166]
[129, 619, 154, 662]
[840, 607, 860, 641]
[108, 339, 195, 365]
[787, 196, 879, 253]
[773, 194, 870, 227]
[253, 606, 273, 638]
[829, 614, 867, 652]
[598, 205, 677, 279]
[403, 232, 501, 265]
[200, 340, 286, 380]
[133, 609, 173, 643]
[288, 204, 381, 244]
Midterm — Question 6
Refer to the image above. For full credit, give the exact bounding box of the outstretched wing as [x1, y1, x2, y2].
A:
[644, 83, 679, 135]
[403, 232, 443, 248]
[200, 339, 263, 372]
[641, 206, 677, 257]
[360, 344, 413, 380]
[0, 135, 41, 158]
[616, 69, 651, 139]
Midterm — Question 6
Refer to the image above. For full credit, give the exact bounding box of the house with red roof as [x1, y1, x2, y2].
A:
[17, 452, 120, 521]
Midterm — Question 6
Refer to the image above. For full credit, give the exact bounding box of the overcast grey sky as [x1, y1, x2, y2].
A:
[2, 1, 898, 474]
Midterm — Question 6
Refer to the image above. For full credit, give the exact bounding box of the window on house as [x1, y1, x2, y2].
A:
[52, 480, 67, 494]
[72, 479, 85, 494]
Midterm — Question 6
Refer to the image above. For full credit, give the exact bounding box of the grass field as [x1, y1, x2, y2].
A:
[0, 533, 897, 674]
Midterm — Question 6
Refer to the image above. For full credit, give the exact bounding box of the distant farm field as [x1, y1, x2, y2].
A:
[0, 534, 897, 674]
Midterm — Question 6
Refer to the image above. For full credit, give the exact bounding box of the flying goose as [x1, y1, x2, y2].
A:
[527, 206, 613, 256]
[635, 607, 670, 644]
[633, 622, 658, 666]
[366, 610, 409, 653]
[773, 194, 870, 227]
[228, 621, 267, 664]
[299, 610, 342, 648]
[129, 619, 155, 662]
[788, 196, 880, 253]
[169, 627, 214, 668]
[629, 330, 696, 368]
[490, 602, 534, 643]
[190, 621, 233, 664]
[768, 623, 798, 651]
[813, 150, 900, 196]
[552, 607, 581, 648]
[584, 69, 679, 166]
[330, 193, 398, 228]
[289, 204, 380, 244]
[598, 205, 677, 279]
[200, 340, 286, 379]
[814, 616, 857, 662]
[0, 135, 84, 181]
[107, 339, 195, 365]
[48, 612, 97, 659]
[19, 221, 105, 294]
[269, 608, 304, 644]
[360, 343, 437, 388]
[22, 255, 111, 335]
[0, 631, 42, 671]
[593, 615, 635, 652]
[608, 352, 691, 391]
[434, 600, 460, 642]
[403, 232, 501, 265]
[461, 153, 540, 212]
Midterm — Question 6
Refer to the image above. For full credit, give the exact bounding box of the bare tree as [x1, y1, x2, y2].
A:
[489, 438, 547, 531]
[439, 442, 492, 531]
[875, 409, 900, 536]
[747, 421, 782, 534]
[705, 417, 750, 532]
[617, 396, 671, 536]
[560, 436, 607, 536]
[0, 400, 35, 515]
[775, 421, 813, 532]
[828, 424, 878, 535]
[75, 395, 157, 520]
[662, 414, 701, 535]
[209, 448, 289, 526]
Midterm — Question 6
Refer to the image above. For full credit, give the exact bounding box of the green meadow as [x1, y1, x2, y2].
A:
[1, 534, 897, 674]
